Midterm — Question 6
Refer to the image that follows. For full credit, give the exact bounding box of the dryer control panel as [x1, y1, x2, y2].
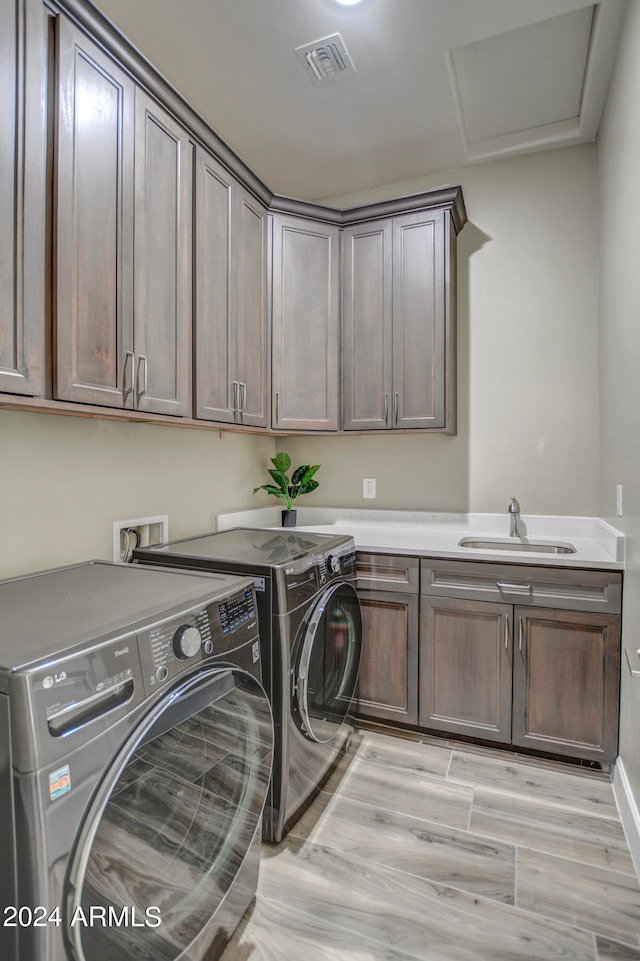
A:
[138, 585, 259, 694]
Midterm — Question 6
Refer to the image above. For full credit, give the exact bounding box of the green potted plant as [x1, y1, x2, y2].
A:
[253, 452, 320, 527]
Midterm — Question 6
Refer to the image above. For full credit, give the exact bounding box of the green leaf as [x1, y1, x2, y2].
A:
[271, 452, 291, 473]
[268, 469, 290, 491]
[293, 464, 320, 486]
[298, 479, 319, 495]
[253, 485, 289, 502]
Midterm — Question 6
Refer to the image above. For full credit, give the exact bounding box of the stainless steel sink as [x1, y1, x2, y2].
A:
[458, 536, 577, 554]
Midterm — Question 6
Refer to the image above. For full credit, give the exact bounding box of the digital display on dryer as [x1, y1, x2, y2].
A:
[219, 589, 255, 636]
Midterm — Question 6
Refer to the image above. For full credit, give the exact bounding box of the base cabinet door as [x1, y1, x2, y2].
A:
[419, 596, 512, 742]
[512, 606, 621, 763]
[355, 589, 418, 725]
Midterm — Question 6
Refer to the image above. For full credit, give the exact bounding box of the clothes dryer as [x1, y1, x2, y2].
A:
[134, 528, 362, 842]
[0, 561, 272, 961]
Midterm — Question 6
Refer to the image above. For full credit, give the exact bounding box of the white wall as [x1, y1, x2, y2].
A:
[597, 0, 640, 828]
[0, 409, 274, 579]
[287, 144, 600, 517]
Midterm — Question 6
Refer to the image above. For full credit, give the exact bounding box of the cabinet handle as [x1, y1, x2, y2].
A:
[231, 381, 239, 415]
[384, 392, 389, 426]
[394, 391, 399, 426]
[122, 350, 134, 404]
[518, 615, 524, 652]
[275, 391, 280, 425]
[136, 354, 148, 404]
[240, 382, 246, 417]
[496, 581, 532, 594]
[504, 613, 510, 650]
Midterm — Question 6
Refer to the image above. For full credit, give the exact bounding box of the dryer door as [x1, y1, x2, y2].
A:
[293, 580, 362, 744]
[64, 666, 272, 961]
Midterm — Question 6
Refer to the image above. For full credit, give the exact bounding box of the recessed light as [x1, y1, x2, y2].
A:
[335, 0, 364, 5]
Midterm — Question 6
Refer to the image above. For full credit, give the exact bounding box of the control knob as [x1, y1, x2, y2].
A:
[327, 554, 341, 575]
[173, 624, 202, 660]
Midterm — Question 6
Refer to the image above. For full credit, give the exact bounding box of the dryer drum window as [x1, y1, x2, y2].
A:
[64, 666, 273, 961]
[295, 581, 362, 744]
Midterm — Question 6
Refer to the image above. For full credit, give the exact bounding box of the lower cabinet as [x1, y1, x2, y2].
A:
[354, 554, 419, 725]
[512, 606, 620, 762]
[355, 553, 622, 766]
[420, 560, 622, 765]
[419, 596, 512, 742]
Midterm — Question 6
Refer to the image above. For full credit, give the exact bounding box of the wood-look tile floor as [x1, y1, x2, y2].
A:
[221, 730, 640, 961]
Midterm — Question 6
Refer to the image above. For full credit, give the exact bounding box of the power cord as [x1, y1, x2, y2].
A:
[120, 527, 141, 564]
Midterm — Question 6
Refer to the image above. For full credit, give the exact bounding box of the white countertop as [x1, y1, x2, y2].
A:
[213, 507, 625, 571]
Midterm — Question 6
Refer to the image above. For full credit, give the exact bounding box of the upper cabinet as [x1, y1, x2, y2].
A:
[271, 214, 340, 432]
[55, 18, 192, 416]
[133, 89, 192, 417]
[343, 207, 456, 433]
[0, 0, 466, 434]
[195, 148, 269, 427]
[0, 0, 47, 397]
[55, 16, 135, 409]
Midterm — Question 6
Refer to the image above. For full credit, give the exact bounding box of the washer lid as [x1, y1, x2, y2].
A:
[137, 528, 354, 570]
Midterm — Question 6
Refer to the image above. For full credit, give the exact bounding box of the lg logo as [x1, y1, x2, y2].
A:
[42, 672, 67, 688]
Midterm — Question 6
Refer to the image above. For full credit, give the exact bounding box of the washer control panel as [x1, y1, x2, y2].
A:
[138, 584, 258, 693]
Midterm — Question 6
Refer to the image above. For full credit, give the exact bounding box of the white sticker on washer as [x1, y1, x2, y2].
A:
[49, 765, 71, 801]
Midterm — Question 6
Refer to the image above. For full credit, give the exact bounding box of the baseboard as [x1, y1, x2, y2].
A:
[613, 757, 640, 881]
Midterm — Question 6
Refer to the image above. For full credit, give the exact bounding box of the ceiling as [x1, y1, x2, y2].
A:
[91, 0, 627, 202]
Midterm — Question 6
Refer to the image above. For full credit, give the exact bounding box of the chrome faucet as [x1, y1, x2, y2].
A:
[508, 497, 521, 537]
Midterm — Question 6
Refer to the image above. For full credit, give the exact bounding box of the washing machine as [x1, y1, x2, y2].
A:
[0, 560, 273, 961]
[134, 528, 362, 843]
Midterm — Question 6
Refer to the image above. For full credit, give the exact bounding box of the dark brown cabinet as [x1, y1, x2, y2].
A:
[132, 89, 192, 417]
[55, 16, 135, 408]
[194, 149, 269, 427]
[271, 214, 340, 431]
[0, 0, 47, 397]
[420, 596, 512, 742]
[55, 20, 192, 416]
[343, 208, 456, 432]
[354, 554, 419, 725]
[420, 559, 622, 764]
[1, 0, 466, 433]
[512, 606, 620, 762]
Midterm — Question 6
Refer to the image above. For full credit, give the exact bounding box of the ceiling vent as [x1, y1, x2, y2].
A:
[295, 33, 356, 84]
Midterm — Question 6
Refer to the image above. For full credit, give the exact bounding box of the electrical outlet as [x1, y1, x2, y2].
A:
[616, 485, 623, 517]
[363, 478, 376, 499]
[113, 515, 169, 563]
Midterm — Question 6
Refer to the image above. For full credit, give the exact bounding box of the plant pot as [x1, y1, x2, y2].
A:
[281, 509, 297, 528]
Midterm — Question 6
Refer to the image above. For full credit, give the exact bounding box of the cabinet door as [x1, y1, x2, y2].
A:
[272, 214, 340, 431]
[342, 221, 392, 430]
[420, 596, 512, 742]
[56, 16, 134, 407]
[512, 607, 621, 763]
[0, 0, 47, 397]
[194, 147, 235, 423]
[234, 186, 269, 427]
[355, 589, 418, 726]
[392, 209, 449, 429]
[134, 89, 192, 417]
